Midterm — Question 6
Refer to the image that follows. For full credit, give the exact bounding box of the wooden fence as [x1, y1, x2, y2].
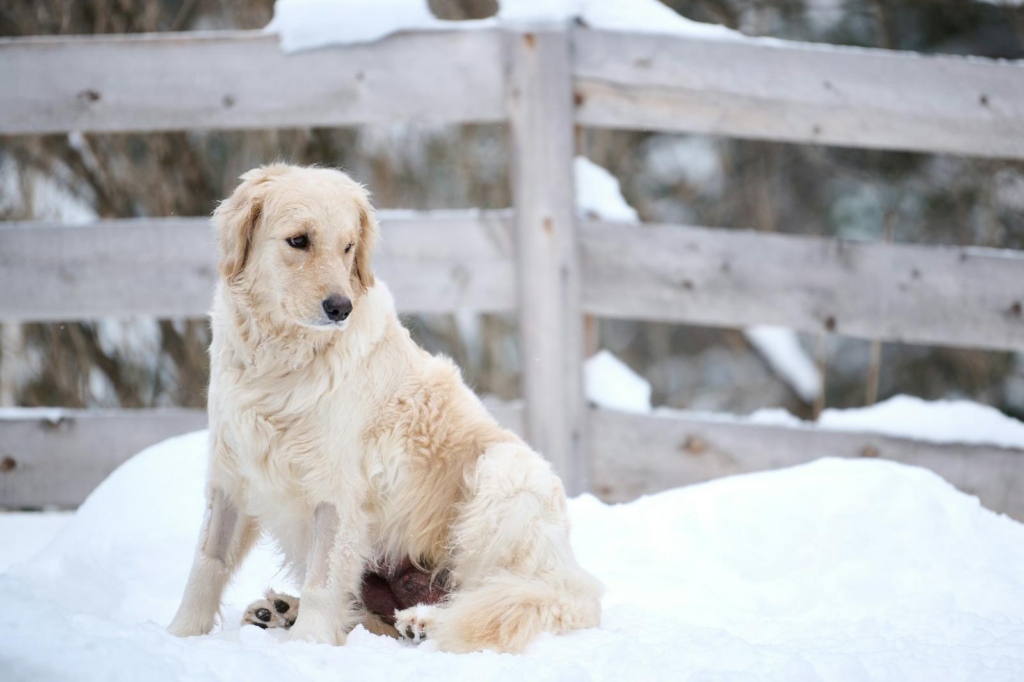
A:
[3, 25, 1024, 516]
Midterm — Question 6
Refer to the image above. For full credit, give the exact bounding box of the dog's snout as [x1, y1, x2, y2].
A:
[322, 295, 353, 322]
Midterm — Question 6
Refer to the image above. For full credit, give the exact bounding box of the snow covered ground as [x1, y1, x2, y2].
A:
[5, 431, 1024, 681]
[0, 512, 72, 574]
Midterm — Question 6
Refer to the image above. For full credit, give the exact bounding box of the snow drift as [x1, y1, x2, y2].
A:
[5, 431, 1024, 680]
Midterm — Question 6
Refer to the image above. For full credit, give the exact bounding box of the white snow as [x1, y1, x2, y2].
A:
[744, 326, 822, 403]
[574, 156, 639, 223]
[6, 431, 1024, 680]
[267, 0, 743, 52]
[584, 349, 651, 413]
[816, 395, 1024, 448]
[0, 406, 67, 422]
[0, 512, 72, 574]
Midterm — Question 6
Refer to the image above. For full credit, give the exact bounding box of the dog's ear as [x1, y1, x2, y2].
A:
[352, 192, 380, 293]
[214, 165, 287, 280]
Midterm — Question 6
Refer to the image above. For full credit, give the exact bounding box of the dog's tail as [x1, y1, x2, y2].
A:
[428, 571, 602, 654]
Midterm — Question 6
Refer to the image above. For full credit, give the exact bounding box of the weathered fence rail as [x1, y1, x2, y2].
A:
[588, 407, 1024, 519]
[0, 211, 516, 320]
[581, 221, 1024, 353]
[574, 29, 1024, 159]
[3, 23, 1024, 513]
[0, 30, 505, 134]
[9, 216, 1024, 350]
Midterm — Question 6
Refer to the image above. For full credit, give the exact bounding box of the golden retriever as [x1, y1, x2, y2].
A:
[167, 164, 602, 653]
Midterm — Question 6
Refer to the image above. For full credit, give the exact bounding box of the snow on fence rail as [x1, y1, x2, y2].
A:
[3, 24, 1024, 512]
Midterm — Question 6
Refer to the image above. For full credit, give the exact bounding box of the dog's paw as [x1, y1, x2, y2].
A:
[394, 605, 438, 644]
[168, 608, 215, 638]
[241, 589, 299, 630]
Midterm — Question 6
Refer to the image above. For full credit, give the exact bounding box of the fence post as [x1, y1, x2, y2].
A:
[506, 27, 586, 495]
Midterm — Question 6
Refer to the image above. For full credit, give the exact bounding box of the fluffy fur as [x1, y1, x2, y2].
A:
[167, 164, 602, 653]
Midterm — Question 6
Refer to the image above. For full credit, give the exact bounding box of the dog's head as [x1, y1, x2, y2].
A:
[214, 164, 379, 331]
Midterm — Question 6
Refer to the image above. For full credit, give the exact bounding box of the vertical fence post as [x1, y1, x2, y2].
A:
[506, 26, 586, 495]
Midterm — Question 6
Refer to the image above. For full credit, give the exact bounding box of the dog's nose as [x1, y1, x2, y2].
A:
[322, 295, 352, 322]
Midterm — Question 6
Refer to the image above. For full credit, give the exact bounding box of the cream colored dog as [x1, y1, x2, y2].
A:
[167, 164, 602, 653]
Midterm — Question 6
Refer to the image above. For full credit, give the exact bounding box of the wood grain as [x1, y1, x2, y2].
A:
[507, 29, 587, 494]
[581, 220, 1024, 352]
[0, 211, 516, 321]
[574, 29, 1024, 159]
[0, 30, 504, 134]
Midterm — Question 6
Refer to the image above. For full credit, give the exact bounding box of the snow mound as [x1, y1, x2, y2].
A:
[0, 512, 71, 574]
[268, 0, 742, 52]
[584, 349, 651, 413]
[5, 432, 1024, 680]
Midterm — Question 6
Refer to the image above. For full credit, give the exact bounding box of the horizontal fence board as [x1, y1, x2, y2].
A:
[581, 221, 1024, 352]
[5, 26, 1024, 156]
[589, 407, 1024, 521]
[0, 408, 207, 508]
[574, 29, 1024, 159]
[0, 399, 524, 508]
[0, 29, 504, 134]
[0, 210, 516, 321]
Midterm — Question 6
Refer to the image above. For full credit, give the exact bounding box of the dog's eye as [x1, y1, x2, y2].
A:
[287, 235, 309, 249]
[345, 242, 354, 254]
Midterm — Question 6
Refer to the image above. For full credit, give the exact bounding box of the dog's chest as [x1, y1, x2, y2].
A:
[219, 372, 370, 501]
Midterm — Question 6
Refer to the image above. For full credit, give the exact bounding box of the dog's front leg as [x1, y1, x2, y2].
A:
[168, 486, 259, 637]
[288, 499, 369, 646]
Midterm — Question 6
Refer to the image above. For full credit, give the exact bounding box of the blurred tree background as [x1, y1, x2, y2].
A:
[2, 0, 1024, 420]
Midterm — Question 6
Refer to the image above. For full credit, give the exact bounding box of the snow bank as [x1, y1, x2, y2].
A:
[0, 512, 71, 574]
[574, 156, 639, 223]
[5, 432, 1024, 680]
[267, 0, 742, 52]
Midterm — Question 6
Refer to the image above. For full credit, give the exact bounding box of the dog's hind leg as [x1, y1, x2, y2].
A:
[169, 486, 260, 637]
[396, 443, 602, 653]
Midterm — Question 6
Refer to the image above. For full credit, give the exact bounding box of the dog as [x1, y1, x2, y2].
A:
[167, 164, 602, 652]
